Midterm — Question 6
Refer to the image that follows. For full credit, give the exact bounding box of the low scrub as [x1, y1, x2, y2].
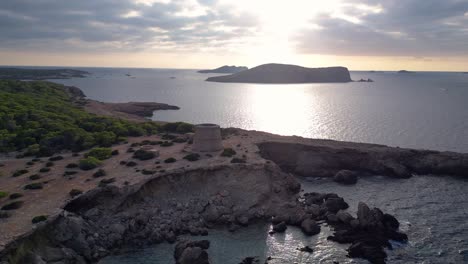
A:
[160, 141, 173, 147]
[133, 149, 155, 160]
[12, 169, 29, 177]
[78, 157, 101, 170]
[85, 147, 113, 160]
[0, 191, 8, 199]
[24, 182, 44, 190]
[183, 153, 200, 161]
[39, 167, 51, 173]
[66, 163, 78, 168]
[29, 174, 41, 180]
[231, 158, 246, 164]
[9, 193, 23, 199]
[111, 149, 119, 156]
[48, 156, 63, 161]
[141, 169, 155, 175]
[221, 148, 236, 157]
[126, 161, 137, 167]
[99, 178, 116, 187]
[164, 157, 177, 163]
[1, 201, 24, 210]
[93, 169, 106, 178]
[31, 215, 48, 224]
[45, 161, 54, 167]
[63, 171, 78, 176]
[69, 189, 83, 197]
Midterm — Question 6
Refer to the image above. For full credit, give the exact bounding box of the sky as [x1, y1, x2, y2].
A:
[0, 0, 468, 71]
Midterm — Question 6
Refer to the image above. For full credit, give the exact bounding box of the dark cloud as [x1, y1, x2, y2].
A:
[0, 0, 258, 52]
[296, 0, 468, 56]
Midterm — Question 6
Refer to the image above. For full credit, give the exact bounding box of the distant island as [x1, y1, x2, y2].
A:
[397, 70, 415, 74]
[205, 63, 352, 83]
[197, 65, 248, 74]
[0, 68, 89, 80]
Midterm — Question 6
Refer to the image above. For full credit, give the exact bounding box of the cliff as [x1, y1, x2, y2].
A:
[206, 63, 352, 83]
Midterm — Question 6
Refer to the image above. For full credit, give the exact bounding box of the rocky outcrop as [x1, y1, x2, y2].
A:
[0, 163, 301, 263]
[258, 141, 468, 179]
[333, 170, 358, 185]
[206, 63, 352, 83]
[198, 65, 248, 74]
[174, 240, 210, 264]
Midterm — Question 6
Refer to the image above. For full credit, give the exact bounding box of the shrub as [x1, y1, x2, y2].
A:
[160, 141, 173, 147]
[183, 153, 200, 161]
[231, 158, 246, 164]
[66, 163, 78, 168]
[24, 183, 43, 190]
[29, 174, 41, 180]
[48, 156, 63, 161]
[99, 178, 116, 187]
[172, 137, 187, 143]
[127, 148, 135, 153]
[63, 171, 78, 176]
[0, 191, 8, 199]
[221, 148, 236, 157]
[69, 189, 83, 197]
[130, 143, 140, 147]
[162, 134, 177, 140]
[164, 157, 177, 163]
[39, 167, 51, 173]
[45, 161, 54, 167]
[133, 149, 155, 160]
[111, 149, 119, 156]
[0, 211, 11, 218]
[78, 157, 101, 170]
[1, 201, 24, 210]
[26, 161, 35, 166]
[85, 147, 113, 160]
[32, 215, 48, 224]
[141, 169, 155, 175]
[126, 161, 137, 167]
[32, 158, 41, 162]
[72, 153, 80, 157]
[161, 122, 194, 134]
[12, 169, 29, 177]
[93, 169, 106, 178]
[9, 193, 23, 199]
[119, 161, 127, 165]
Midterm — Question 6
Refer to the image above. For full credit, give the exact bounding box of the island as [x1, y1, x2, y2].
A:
[205, 63, 352, 83]
[397, 70, 415, 74]
[197, 65, 248, 74]
[0, 68, 89, 80]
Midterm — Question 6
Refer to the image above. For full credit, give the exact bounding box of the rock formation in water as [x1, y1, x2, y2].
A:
[205, 63, 352, 83]
[397, 70, 414, 74]
[197, 65, 248, 74]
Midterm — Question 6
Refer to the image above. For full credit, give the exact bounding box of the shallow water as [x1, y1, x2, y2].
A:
[51, 68, 468, 153]
[100, 175, 468, 264]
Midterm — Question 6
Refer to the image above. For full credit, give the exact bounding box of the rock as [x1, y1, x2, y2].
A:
[325, 198, 349, 213]
[236, 215, 249, 226]
[347, 242, 387, 264]
[300, 218, 321, 236]
[298, 246, 314, 253]
[239, 256, 261, 264]
[326, 213, 339, 223]
[272, 221, 287, 233]
[383, 213, 400, 230]
[174, 240, 210, 264]
[336, 210, 354, 224]
[333, 170, 358, 185]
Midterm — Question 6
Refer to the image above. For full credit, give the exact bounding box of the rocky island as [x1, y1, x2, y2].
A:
[1, 81, 468, 264]
[197, 65, 248, 74]
[205, 63, 352, 83]
[0, 68, 89, 80]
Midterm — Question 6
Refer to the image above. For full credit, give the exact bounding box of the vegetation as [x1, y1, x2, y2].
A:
[183, 153, 200, 161]
[0, 80, 159, 155]
[85, 147, 113, 160]
[0, 191, 8, 199]
[160, 141, 173, 147]
[141, 169, 155, 175]
[31, 215, 48, 224]
[132, 149, 155, 160]
[48, 155, 63, 161]
[160, 122, 194, 134]
[93, 169, 106, 178]
[221, 148, 236, 157]
[99, 178, 116, 187]
[111, 149, 119, 156]
[69, 189, 83, 197]
[164, 157, 177, 163]
[39, 167, 50, 173]
[66, 163, 78, 168]
[63, 171, 78, 176]
[126, 161, 137, 167]
[78, 157, 101, 170]
[1, 201, 24, 210]
[231, 158, 246, 164]
[12, 169, 29, 177]
[29, 174, 41, 180]
[24, 183, 43, 190]
[9, 193, 23, 199]
[45, 161, 54, 167]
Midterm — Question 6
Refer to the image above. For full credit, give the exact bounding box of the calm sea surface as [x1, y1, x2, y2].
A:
[52, 68, 468, 153]
[46, 67, 468, 263]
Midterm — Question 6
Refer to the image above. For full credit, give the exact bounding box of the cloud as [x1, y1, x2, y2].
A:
[295, 0, 468, 56]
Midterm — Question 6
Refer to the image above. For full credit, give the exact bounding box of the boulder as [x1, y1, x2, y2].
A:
[298, 246, 314, 253]
[333, 170, 358, 185]
[347, 242, 387, 264]
[174, 240, 210, 264]
[300, 218, 321, 236]
[325, 198, 349, 213]
[272, 221, 287, 233]
[336, 210, 354, 224]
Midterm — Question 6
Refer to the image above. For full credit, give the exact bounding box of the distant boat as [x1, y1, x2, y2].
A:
[125, 73, 131, 76]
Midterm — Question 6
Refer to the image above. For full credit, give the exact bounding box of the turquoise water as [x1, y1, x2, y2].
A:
[52, 68, 468, 153]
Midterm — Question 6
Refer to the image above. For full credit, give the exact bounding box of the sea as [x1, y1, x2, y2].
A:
[45, 67, 468, 263]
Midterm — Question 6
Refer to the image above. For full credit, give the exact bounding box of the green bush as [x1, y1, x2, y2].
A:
[9, 193, 23, 199]
[93, 169, 106, 178]
[183, 153, 200, 161]
[78, 157, 101, 170]
[133, 149, 155, 160]
[85, 147, 113, 160]
[1, 201, 24, 210]
[221, 148, 236, 157]
[32, 215, 48, 224]
[29, 174, 41, 180]
[12, 169, 29, 177]
[161, 122, 194, 134]
[39, 167, 50, 173]
[0, 191, 8, 199]
[24, 183, 43, 190]
[164, 157, 177, 163]
[69, 189, 83, 197]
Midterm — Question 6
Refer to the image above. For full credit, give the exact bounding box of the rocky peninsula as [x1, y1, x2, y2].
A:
[197, 66, 248, 74]
[0, 68, 89, 80]
[205, 63, 352, 83]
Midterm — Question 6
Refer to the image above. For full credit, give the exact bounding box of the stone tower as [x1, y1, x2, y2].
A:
[192, 123, 223, 152]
